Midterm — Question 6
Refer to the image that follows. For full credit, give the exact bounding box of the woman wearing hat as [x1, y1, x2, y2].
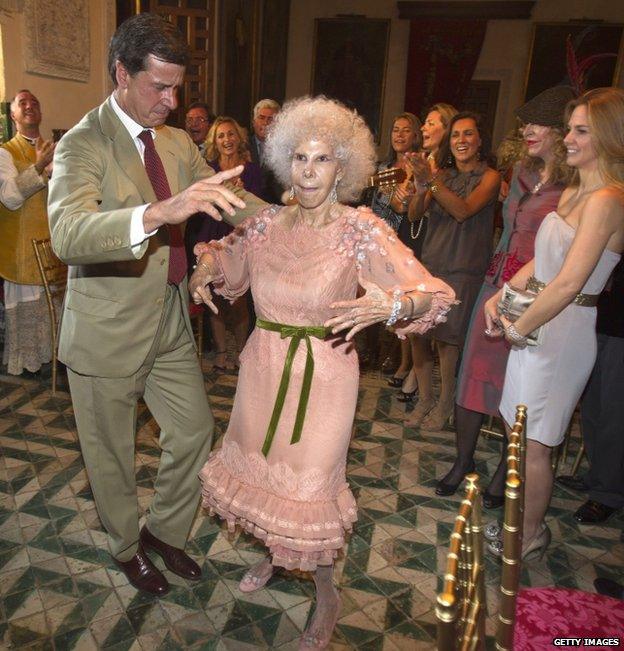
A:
[484, 87, 624, 559]
[435, 86, 575, 500]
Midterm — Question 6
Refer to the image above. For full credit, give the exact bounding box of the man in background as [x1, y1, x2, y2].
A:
[249, 98, 283, 203]
[185, 101, 214, 158]
[557, 259, 624, 525]
[0, 90, 55, 376]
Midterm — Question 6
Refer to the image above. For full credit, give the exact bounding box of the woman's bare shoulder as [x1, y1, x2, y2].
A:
[585, 185, 624, 215]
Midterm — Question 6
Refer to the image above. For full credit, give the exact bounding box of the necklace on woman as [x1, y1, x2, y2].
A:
[410, 215, 425, 239]
[531, 180, 544, 194]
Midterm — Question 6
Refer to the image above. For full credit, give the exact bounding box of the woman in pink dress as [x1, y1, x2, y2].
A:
[188, 96, 455, 650]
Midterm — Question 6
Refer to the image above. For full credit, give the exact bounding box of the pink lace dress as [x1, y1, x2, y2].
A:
[199, 205, 455, 571]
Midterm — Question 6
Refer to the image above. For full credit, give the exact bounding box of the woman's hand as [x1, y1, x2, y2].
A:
[405, 152, 432, 187]
[188, 256, 219, 314]
[325, 279, 394, 340]
[393, 181, 415, 210]
[484, 292, 504, 337]
[324, 279, 430, 341]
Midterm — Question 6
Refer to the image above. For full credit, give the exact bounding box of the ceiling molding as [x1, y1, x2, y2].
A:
[397, 1, 535, 21]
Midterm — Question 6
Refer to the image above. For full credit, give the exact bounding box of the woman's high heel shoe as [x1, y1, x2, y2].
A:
[435, 461, 476, 496]
[404, 397, 436, 427]
[482, 489, 505, 509]
[488, 523, 551, 560]
[387, 373, 409, 388]
[397, 389, 417, 402]
[421, 398, 454, 431]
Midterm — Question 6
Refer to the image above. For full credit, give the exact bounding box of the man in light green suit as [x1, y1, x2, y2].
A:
[47, 14, 265, 596]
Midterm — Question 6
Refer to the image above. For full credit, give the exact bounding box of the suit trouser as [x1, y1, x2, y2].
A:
[68, 284, 214, 561]
[580, 333, 624, 510]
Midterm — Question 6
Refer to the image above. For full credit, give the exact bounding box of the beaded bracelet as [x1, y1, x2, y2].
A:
[505, 323, 528, 348]
[386, 290, 403, 327]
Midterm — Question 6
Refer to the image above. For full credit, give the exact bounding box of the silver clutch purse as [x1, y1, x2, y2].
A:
[496, 283, 544, 346]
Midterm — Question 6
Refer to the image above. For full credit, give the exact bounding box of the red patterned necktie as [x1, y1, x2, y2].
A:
[138, 130, 187, 285]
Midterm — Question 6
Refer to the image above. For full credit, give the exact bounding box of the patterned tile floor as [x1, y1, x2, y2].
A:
[0, 360, 623, 650]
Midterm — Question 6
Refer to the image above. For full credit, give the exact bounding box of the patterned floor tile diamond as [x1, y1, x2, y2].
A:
[0, 367, 621, 649]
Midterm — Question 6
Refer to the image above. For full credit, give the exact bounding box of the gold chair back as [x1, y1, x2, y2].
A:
[436, 473, 486, 651]
[31, 238, 68, 394]
[495, 404, 527, 650]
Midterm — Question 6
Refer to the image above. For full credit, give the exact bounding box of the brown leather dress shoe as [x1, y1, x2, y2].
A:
[140, 526, 202, 581]
[573, 500, 617, 524]
[114, 545, 169, 596]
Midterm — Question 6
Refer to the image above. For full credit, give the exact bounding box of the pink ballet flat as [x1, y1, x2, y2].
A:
[238, 565, 274, 593]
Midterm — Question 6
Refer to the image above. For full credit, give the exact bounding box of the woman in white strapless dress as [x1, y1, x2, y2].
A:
[484, 87, 624, 559]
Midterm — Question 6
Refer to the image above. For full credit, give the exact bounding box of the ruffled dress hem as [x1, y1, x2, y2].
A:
[199, 451, 358, 572]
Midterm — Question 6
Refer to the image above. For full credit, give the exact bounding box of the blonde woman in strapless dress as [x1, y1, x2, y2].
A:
[484, 87, 624, 560]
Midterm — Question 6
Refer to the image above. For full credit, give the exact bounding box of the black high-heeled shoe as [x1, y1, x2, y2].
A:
[435, 462, 476, 496]
[387, 374, 408, 388]
[482, 489, 505, 509]
[397, 390, 417, 402]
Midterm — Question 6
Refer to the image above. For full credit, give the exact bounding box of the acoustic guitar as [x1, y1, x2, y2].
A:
[366, 167, 407, 190]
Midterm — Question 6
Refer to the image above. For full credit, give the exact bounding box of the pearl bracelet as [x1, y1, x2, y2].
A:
[505, 323, 528, 348]
[386, 290, 403, 327]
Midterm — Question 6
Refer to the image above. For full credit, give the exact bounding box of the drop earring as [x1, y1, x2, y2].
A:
[288, 186, 295, 201]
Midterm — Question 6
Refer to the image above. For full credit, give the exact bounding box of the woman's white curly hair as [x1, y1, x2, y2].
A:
[264, 96, 377, 202]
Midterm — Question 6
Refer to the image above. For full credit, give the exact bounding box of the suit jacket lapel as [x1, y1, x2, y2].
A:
[99, 100, 157, 204]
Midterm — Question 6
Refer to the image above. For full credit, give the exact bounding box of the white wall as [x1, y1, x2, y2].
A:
[0, 0, 115, 139]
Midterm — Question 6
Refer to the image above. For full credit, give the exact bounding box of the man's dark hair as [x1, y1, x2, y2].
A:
[186, 101, 216, 123]
[108, 13, 190, 86]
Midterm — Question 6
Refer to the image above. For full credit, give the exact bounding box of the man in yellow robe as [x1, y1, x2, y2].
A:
[0, 90, 55, 375]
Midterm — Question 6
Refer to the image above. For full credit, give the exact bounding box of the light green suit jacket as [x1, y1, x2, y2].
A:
[48, 98, 266, 377]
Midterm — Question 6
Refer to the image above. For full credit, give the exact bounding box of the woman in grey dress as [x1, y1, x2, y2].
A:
[407, 112, 501, 429]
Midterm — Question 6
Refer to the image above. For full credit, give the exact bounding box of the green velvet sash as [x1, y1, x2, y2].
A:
[255, 318, 331, 457]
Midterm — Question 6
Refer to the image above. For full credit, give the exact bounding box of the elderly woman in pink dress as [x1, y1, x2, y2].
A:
[188, 96, 455, 650]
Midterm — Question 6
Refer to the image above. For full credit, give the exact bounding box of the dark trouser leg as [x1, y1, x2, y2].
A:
[582, 333, 624, 509]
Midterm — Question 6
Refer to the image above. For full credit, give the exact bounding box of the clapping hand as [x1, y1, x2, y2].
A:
[405, 152, 432, 191]
[34, 138, 55, 175]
